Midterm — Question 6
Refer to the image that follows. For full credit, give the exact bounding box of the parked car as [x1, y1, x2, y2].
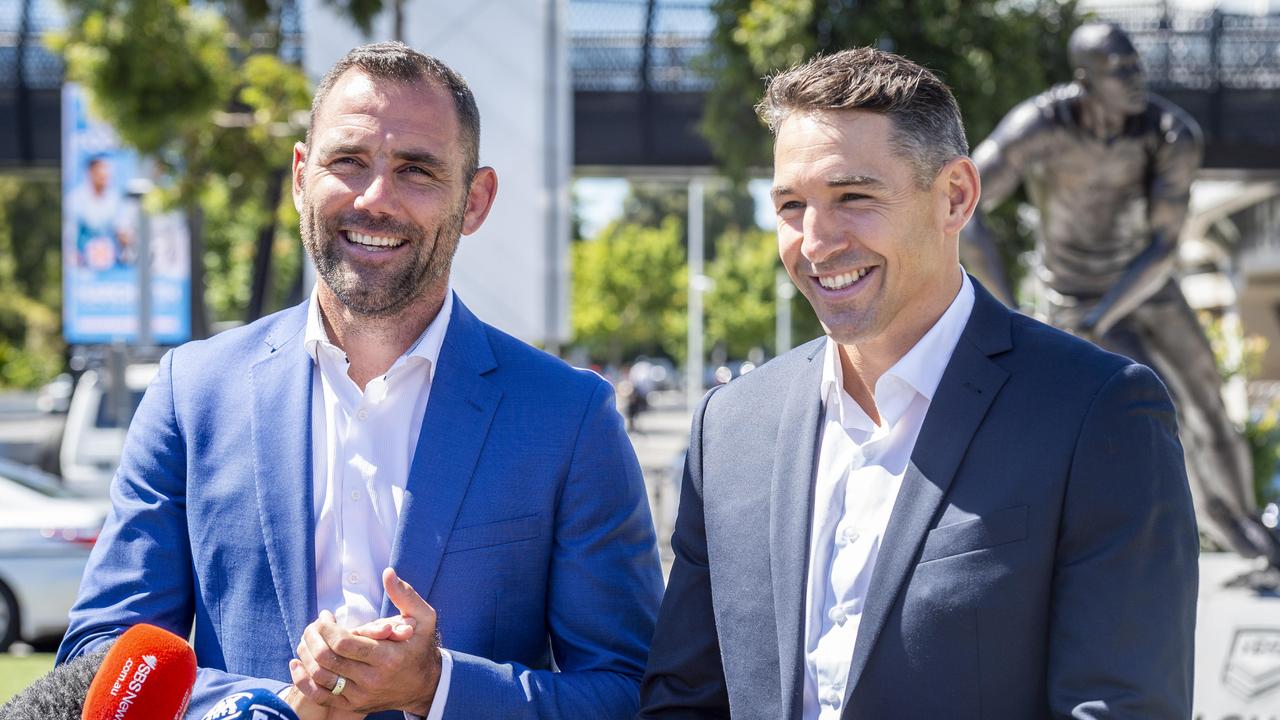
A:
[0, 457, 108, 651]
[36, 373, 74, 414]
[60, 363, 158, 496]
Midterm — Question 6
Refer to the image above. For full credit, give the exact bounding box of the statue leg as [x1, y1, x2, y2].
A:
[1102, 282, 1279, 565]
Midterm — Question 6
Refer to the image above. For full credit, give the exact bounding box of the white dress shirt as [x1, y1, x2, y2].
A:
[801, 273, 975, 720]
[303, 288, 455, 720]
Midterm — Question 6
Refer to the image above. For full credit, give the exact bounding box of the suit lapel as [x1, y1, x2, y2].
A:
[842, 280, 1013, 706]
[249, 303, 316, 649]
[385, 296, 501, 611]
[772, 340, 827, 720]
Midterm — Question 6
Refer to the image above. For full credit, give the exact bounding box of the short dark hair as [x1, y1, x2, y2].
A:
[307, 42, 481, 179]
[756, 47, 968, 188]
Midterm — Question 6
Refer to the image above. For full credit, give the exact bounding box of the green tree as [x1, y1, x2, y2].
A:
[622, 181, 759, 252]
[704, 227, 826, 360]
[572, 218, 687, 365]
[705, 228, 776, 358]
[0, 176, 64, 387]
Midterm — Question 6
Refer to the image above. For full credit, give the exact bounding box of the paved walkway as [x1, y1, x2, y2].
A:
[623, 391, 692, 576]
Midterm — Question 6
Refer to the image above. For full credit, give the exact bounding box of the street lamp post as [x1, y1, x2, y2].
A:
[686, 177, 705, 412]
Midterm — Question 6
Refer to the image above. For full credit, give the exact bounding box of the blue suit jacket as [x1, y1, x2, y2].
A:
[639, 279, 1199, 719]
[58, 295, 664, 720]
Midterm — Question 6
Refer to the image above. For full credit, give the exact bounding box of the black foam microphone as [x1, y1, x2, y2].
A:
[0, 644, 113, 720]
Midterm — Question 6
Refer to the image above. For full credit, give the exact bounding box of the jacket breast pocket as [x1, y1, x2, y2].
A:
[444, 514, 541, 554]
[917, 505, 1028, 564]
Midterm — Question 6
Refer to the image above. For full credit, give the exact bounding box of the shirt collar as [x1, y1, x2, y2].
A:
[303, 285, 454, 381]
[820, 272, 975, 429]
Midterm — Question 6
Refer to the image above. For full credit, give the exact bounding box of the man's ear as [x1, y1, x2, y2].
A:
[461, 167, 499, 236]
[935, 156, 981, 237]
[291, 142, 307, 213]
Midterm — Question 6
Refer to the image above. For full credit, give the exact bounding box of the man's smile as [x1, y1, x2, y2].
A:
[812, 265, 878, 296]
[343, 230, 407, 250]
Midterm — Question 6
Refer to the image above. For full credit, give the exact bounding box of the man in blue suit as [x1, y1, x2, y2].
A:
[58, 42, 663, 720]
[639, 48, 1199, 718]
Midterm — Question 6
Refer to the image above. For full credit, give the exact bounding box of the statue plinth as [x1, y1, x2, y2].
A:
[1196, 553, 1280, 719]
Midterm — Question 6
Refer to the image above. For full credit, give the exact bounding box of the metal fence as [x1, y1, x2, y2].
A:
[0, 0, 65, 89]
[569, 0, 715, 92]
[1087, 2, 1280, 90]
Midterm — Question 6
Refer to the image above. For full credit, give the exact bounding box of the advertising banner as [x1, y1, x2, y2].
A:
[61, 83, 191, 345]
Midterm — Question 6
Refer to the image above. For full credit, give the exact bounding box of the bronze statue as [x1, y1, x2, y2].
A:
[962, 23, 1280, 569]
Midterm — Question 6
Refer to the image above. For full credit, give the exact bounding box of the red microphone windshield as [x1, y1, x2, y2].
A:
[81, 624, 197, 720]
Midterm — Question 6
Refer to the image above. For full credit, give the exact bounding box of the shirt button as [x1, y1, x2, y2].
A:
[347, 573, 359, 584]
[356, 409, 369, 421]
[843, 527, 860, 543]
[350, 490, 361, 502]
[825, 690, 842, 708]
[827, 605, 847, 625]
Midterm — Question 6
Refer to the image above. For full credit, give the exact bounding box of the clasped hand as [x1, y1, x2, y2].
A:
[285, 568, 442, 719]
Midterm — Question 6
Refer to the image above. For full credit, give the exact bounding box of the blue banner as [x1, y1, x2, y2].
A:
[61, 83, 191, 345]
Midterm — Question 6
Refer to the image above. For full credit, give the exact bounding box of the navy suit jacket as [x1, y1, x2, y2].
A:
[58, 295, 664, 719]
[639, 279, 1198, 719]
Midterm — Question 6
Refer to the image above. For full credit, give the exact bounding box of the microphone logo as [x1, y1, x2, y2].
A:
[113, 654, 157, 719]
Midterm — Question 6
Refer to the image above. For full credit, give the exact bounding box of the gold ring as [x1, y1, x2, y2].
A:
[330, 675, 347, 696]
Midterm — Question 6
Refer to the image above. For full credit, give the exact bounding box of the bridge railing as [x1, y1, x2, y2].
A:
[0, 0, 65, 89]
[1086, 2, 1280, 90]
[570, 0, 714, 92]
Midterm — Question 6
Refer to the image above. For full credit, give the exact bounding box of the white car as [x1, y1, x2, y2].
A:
[0, 458, 108, 651]
[60, 363, 158, 496]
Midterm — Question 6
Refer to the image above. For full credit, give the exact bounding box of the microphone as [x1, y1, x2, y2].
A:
[199, 689, 300, 720]
[80, 623, 197, 720]
[0, 644, 113, 720]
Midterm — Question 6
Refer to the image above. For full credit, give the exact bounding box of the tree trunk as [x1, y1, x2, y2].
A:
[186, 203, 210, 339]
[245, 169, 287, 322]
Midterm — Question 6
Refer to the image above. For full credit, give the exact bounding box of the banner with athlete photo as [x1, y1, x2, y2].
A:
[61, 83, 191, 345]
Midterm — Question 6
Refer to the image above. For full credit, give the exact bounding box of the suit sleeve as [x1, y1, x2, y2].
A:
[55, 350, 291, 716]
[638, 387, 731, 718]
[1048, 363, 1199, 719]
[441, 379, 664, 720]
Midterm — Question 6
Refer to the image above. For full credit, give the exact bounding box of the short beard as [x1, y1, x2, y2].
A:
[300, 197, 465, 318]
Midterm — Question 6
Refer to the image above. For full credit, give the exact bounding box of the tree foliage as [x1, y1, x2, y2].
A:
[702, 227, 825, 359]
[704, 228, 776, 358]
[622, 181, 758, 251]
[0, 177, 64, 387]
[702, 0, 1083, 181]
[571, 218, 687, 364]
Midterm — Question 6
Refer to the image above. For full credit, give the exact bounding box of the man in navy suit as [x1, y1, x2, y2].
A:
[639, 47, 1198, 719]
[58, 42, 663, 720]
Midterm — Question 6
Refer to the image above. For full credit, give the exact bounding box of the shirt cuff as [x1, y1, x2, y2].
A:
[406, 648, 452, 720]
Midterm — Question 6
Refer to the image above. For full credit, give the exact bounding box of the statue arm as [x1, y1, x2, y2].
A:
[1080, 115, 1203, 338]
[960, 101, 1044, 306]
